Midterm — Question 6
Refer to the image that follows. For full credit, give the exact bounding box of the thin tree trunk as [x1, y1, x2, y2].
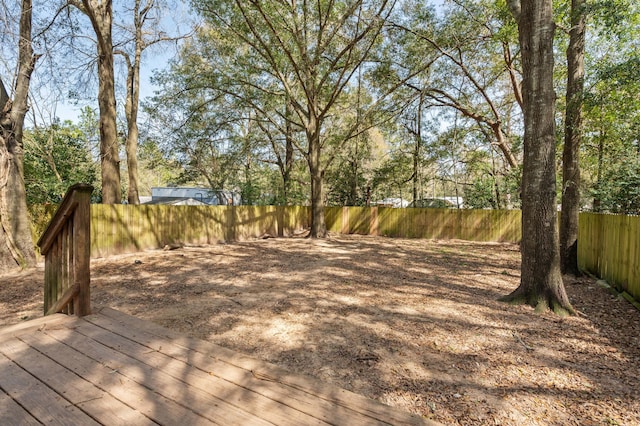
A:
[593, 129, 605, 212]
[490, 148, 501, 209]
[278, 96, 297, 205]
[125, 109, 140, 204]
[123, 0, 149, 205]
[0, 0, 37, 271]
[284, 131, 294, 204]
[124, 54, 141, 205]
[413, 95, 423, 204]
[501, 0, 574, 315]
[308, 120, 327, 238]
[349, 158, 358, 205]
[560, 0, 586, 275]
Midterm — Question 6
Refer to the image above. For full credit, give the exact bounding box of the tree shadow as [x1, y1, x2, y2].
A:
[86, 235, 640, 424]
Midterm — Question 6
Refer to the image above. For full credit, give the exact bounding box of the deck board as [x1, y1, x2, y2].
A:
[0, 389, 41, 425]
[0, 308, 436, 426]
[71, 319, 327, 426]
[0, 351, 100, 425]
[85, 309, 396, 426]
[18, 329, 221, 425]
[4, 333, 158, 425]
[94, 307, 429, 425]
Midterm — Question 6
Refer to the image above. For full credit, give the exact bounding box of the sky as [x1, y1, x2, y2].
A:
[52, 51, 174, 124]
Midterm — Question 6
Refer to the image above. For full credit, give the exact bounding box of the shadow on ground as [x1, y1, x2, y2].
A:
[2, 234, 638, 425]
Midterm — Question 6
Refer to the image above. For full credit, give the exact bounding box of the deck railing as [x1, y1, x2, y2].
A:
[37, 184, 92, 316]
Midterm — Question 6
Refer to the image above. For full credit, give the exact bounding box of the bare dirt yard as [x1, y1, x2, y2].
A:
[1, 234, 639, 425]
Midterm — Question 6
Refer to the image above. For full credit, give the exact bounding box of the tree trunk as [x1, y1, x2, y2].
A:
[81, 0, 121, 204]
[123, 0, 148, 205]
[593, 129, 605, 211]
[125, 110, 140, 205]
[124, 52, 141, 205]
[308, 124, 327, 238]
[413, 95, 423, 203]
[501, 0, 574, 315]
[0, 0, 37, 271]
[279, 98, 295, 205]
[283, 127, 294, 204]
[560, 0, 585, 276]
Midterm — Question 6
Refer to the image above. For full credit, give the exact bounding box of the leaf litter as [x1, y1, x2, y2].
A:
[1, 234, 638, 425]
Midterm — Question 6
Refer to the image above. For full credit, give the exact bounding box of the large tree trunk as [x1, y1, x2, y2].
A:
[80, 0, 121, 204]
[560, 0, 586, 276]
[501, 0, 574, 314]
[0, 0, 37, 271]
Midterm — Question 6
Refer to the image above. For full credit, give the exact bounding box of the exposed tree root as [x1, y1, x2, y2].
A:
[499, 288, 575, 316]
[498, 292, 527, 305]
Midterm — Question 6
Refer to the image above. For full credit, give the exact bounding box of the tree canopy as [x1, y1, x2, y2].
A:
[5, 0, 634, 215]
[1, 0, 639, 280]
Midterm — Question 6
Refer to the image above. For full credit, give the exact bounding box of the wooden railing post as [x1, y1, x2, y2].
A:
[73, 187, 91, 316]
[37, 184, 93, 317]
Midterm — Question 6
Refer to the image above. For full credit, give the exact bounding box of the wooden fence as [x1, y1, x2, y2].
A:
[578, 213, 640, 302]
[30, 204, 639, 303]
[325, 207, 522, 242]
[31, 205, 521, 255]
[88, 206, 524, 254]
[88, 204, 310, 257]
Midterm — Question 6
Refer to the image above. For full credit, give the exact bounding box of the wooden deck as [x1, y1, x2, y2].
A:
[0, 307, 435, 425]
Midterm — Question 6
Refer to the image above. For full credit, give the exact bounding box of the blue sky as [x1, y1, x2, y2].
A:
[53, 51, 173, 123]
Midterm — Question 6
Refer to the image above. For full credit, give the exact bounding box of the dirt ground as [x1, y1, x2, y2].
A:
[1, 234, 639, 425]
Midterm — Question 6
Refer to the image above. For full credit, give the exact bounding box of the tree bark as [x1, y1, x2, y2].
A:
[501, 0, 574, 314]
[283, 99, 295, 204]
[593, 129, 605, 212]
[560, 0, 586, 276]
[125, 78, 141, 205]
[308, 121, 327, 238]
[124, 51, 141, 205]
[0, 0, 37, 271]
[78, 0, 121, 204]
[412, 94, 423, 203]
[283, 128, 294, 204]
[122, 0, 152, 205]
[0, 80, 8, 111]
[491, 122, 519, 170]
